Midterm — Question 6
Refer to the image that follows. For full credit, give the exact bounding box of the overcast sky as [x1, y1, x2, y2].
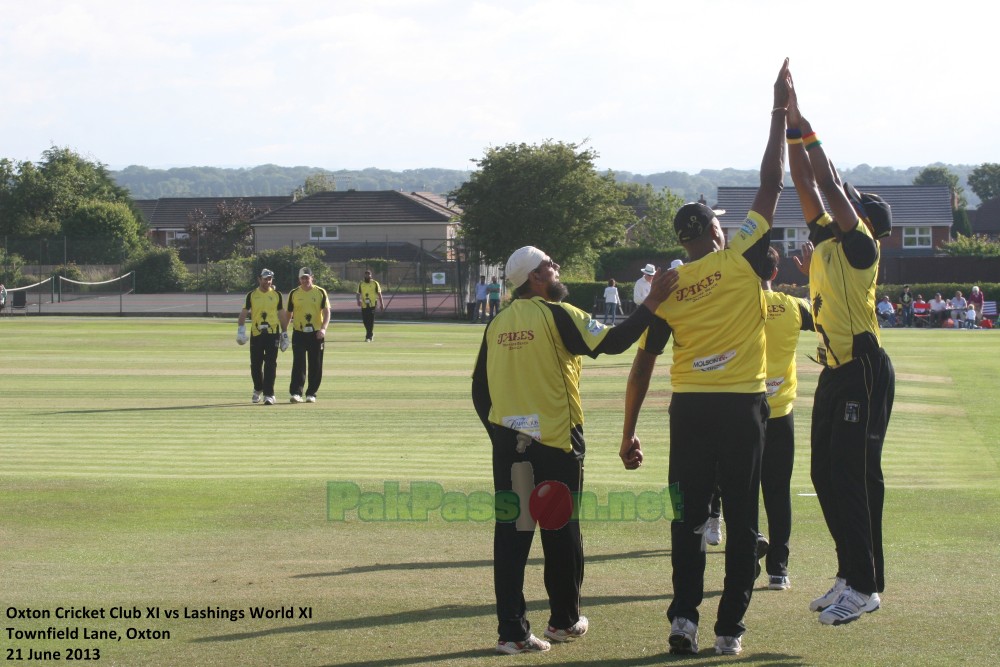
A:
[3, 0, 996, 174]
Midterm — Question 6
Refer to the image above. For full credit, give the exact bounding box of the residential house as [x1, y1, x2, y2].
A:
[968, 198, 1000, 240]
[137, 196, 293, 246]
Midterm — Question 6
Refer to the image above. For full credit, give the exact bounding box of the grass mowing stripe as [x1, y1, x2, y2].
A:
[1, 319, 998, 665]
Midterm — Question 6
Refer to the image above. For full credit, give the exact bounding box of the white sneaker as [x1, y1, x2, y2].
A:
[768, 575, 791, 590]
[305, 395, 317, 403]
[715, 635, 742, 655]
[810, 577, 847, 612]
[252, 391, 262, 404]
[544, 616, 588, 642]
[290, 394, 304, 403]
[263, 395, 275, 405]
[495, 634, 550, 654]
[668, 617, 699, 655]
[706, 516, 723, 546]
[818, 587, 880, 625]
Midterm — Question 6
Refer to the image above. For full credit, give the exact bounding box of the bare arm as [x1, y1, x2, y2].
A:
[786, 85, 825, 223]
[750, 58, 790, 225]
[798, 116, 858, 235]
[238, 307, 249, 326]
[620, 348, 658, 470]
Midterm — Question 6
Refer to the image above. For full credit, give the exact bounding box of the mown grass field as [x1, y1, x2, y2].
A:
[1, 317, 998, 666]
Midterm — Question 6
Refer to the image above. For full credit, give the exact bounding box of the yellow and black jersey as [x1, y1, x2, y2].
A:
[287, 286, 329, 332]
[243, 288, 283, 336]
[641, 210, 771, 394]
[358, 280, 381, 308]
[807, 212, 880, 368]
[764, 290, 813, 418]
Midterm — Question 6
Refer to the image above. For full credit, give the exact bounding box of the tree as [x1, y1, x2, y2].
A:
[616, 182, 684, 249]
[180, 199, 267, 262]
[61, 200, 148, 263]
[0, 147, 137, 238]
[967, 163, 1000, 203]
[913, 165, 967, 209]
[952, 209, 972, 238]
[450, 141, 632, 267]
[294, 172, 338, 200]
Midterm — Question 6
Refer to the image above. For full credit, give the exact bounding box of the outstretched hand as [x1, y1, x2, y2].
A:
[773, 57, 791, 110]
[794, 241, 814, 277]
[643, 267, 679, 310]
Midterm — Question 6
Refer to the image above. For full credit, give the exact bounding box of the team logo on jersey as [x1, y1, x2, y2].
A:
[502, 414, 541, 440]
[844, 401, 860, 423]
[740, 216, 758, 237]
[765, 376, 784, 397]
[692, 350, 736, 372]
[587, 319, 605, 335]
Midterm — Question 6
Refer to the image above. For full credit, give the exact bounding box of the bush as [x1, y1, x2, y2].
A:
[190, 258, 253, 293]
[597, 246, 685, 280]
[254, 246, 341, 293]
[123, 246, 190, 293]
[939, 234, 1000, 257]
[1, 247, 27, 286]
[51, 263, 85, 282]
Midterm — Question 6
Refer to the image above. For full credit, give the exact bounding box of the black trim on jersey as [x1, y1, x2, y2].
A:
[807, 214, 836, 246]
[472, 328, 491, 430]
[841, 227, 878, 270]
[545, 302, 656, 358]
[642, 316, 673, 356]
[743, 229, 775, 280]
[852, 331, 880, 362]
[799, 301, 815, 331]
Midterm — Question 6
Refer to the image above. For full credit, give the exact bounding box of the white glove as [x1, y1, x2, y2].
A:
[279, 331, 290, 352]
[236, 325, 248, 345]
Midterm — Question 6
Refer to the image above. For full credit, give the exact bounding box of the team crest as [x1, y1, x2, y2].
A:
[844, 401, 860, 423]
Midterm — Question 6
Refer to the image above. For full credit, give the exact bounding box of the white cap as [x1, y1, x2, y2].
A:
[505, 246, 547, 288]
[640, 263, 656, 275]
[298, 267, 312, 278]
[670, 259, 684, 270]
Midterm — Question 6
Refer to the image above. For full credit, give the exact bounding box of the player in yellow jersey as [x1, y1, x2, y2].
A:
[356, 270, 384, 342]
[619, 59, 790, 657]
[236, 268, 288, 406]
[472, 246, 677, 655]
[786, 79, 895, 626]
[282, 267, 330, 403]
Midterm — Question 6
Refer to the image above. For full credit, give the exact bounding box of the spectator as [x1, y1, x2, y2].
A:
[967, 285, 985, 326]
[876, 296, 896, 327]
[929, 293, 949, 327]
[912, 294, 930, 327]
[948, 291, 967, 329]
[898, 285, 914, 327]
[487, 275, 502, 321]
[603, 279, 621, 324]
[633, 264, 656, 307]
[0, 282, 6, 313]
[475, 275, 489, 323]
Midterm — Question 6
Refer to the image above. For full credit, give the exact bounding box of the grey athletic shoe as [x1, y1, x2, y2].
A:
[818, 588, 880, 625]
[810, 577, 847, 612]
[495, 634, 550, 654]
[715, 635, 743, 655]
[668, 617, 699, 655]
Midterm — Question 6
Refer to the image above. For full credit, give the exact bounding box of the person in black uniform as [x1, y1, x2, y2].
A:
[786, 77, 895, 626]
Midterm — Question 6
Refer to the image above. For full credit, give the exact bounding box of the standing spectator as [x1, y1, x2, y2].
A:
[487, 275, 502, 321]
[0, 283, 6, 314]
[472, 246, 676, 655]
[633, 264, 656, 306]
[619, 59, 789, 657]
[283, 267, 330, 403]
[602, 279, 621, 324]
[236, 269, 288, 405]
[967, 285, 985, 326]
[898, 285, 914, 327]
[929, 293, 949, 327]
[786, 76, 894, 626]
[475, 275, 489, 322]
[356, 270, 385, 343]
[912, 294, 929, 326]
[948, 291, 967, 329]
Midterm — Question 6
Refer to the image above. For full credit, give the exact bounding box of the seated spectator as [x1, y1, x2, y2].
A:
[948, 291, 967, 329]
[912, 294, 930, 326]
[929, 293, 949, 327]
[967, 285, 985, 326]
[876, 295, 896, 327]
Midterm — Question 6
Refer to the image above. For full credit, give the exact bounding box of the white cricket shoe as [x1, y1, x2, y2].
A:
[305, 395, 317, 403]
[668, 617, 699, 655]
[290, 394, 304, 403]
[715, 635, 743, 655]
[544, 616, 588, 642]
[810, 577, 847, 611]
[252, 391, 262, 404]
[263, 395, 275, 405]
[818, 587, 880, 625]
[706, 516, 723, 546]
[768, 575, 791, 590]
[495, 634, 550, 654]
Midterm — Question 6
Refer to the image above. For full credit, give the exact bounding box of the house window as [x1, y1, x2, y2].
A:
[902, 226, 932, 249]
[310, 226, 339, 240]
[165, 229, 189, 245]
[771, 227, 809, 256]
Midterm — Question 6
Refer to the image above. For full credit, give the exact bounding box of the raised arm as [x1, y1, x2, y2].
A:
[750, 58, 790, 224]
[786, 84, 825, 223]
[796, 114, 859, 235]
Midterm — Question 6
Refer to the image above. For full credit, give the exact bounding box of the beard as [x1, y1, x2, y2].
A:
[546, 281, 569, 303]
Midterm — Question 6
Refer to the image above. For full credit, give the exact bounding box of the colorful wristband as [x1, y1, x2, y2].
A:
[787, 137, 803, 145]
[803, 132, 821, 150]
[786, 128, 803, 139]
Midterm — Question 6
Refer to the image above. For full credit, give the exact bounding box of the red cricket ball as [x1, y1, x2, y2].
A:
[529, 481, 573, 530]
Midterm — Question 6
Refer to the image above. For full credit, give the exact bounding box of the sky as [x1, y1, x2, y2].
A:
[3, 0, 997, 175]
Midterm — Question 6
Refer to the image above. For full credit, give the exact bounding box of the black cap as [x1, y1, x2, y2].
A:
[674, 202, 722, 243]
[844, 184, 892, 239]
